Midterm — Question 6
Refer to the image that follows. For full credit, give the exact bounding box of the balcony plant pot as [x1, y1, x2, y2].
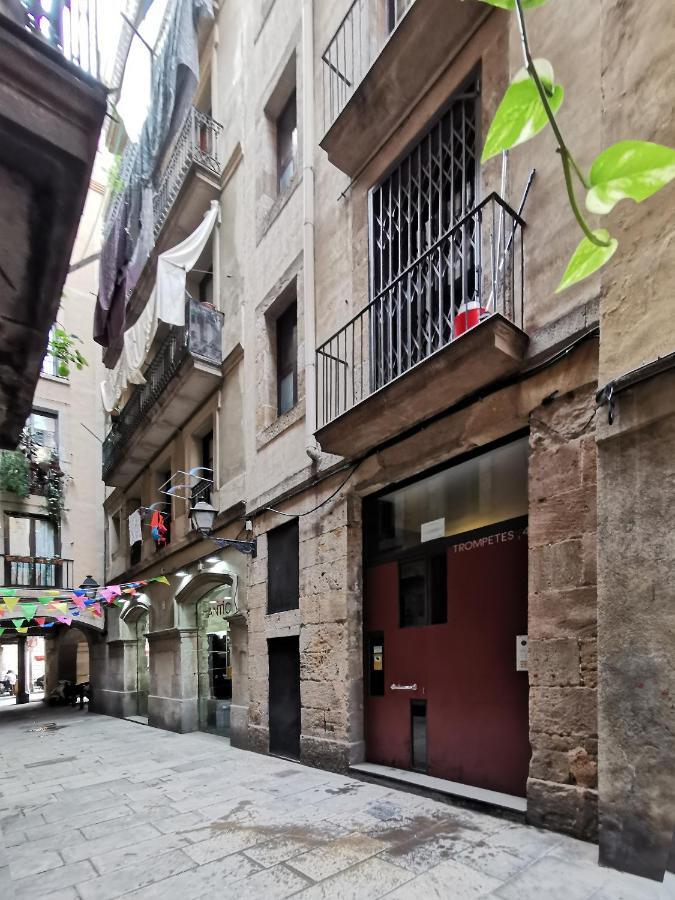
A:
[454, 301, 490, 338]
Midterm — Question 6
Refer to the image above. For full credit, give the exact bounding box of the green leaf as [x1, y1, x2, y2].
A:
[586, 140, 675, 214]
[58, 362, 70, 378]
[477, 0, 549, 8]
[481, 60, 563, 162]
[556, 230, 618, 292]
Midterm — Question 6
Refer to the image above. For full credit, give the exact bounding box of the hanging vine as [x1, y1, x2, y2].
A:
[474, 0, 675, 291]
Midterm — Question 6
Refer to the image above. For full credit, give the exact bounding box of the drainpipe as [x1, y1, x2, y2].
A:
[302, 0, 321, 463]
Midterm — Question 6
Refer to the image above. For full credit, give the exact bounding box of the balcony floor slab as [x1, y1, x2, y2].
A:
[315, 315, 528, 459]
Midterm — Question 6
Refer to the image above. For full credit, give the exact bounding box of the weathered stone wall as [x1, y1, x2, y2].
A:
[244, 483, 363, 772]
[527, 385, 599, 839]
[596, 376, 675, 879]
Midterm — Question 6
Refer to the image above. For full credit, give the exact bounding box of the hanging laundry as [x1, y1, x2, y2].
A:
[128, 509, 143, 546]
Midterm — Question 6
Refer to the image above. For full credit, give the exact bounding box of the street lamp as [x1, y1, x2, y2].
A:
[79, 575, 99, 600]
[189, 501, 257, 557]
[190, 501, 217, 537]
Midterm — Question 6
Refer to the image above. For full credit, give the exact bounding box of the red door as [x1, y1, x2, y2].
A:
[365, 523, 529, 797]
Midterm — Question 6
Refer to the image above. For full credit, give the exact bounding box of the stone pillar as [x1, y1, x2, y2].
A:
[229, 616, 250, 750]
[16, 635, 29, 704]
[597, 375, 675, 880]
[147, 628, 198, 733]
[527, 385, 599, 839]
[44, 635, 59, 698]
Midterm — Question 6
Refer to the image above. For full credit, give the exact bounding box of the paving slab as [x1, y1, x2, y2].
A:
[0, 704, 672, 899]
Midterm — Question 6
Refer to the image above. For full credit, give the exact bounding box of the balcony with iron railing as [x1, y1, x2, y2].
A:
[104, 107, 223, 244]
[320, 0, 492, 176]
[21, 0, 100, 79]
[102, 298, 224, 486]
[1, 555, 74, 590]
[315, 194, 529, 458]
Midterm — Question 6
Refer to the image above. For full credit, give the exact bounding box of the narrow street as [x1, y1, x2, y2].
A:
[0, 707, 671, 899]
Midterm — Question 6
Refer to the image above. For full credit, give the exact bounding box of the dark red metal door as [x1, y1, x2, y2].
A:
[365, 524, 529, 797]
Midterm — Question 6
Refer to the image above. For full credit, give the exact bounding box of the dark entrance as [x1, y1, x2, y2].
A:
[268, 636, 300, 759]
[363, 436, 530, 798]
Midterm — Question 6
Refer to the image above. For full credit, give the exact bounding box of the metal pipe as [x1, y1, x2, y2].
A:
[302, 0, 321, 461]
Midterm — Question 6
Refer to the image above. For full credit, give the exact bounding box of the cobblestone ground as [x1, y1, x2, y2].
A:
[0, 705, 673, 899]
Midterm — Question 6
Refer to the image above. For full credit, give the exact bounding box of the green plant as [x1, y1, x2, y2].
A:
[0, 451, 29, 497]
[106, 153, 126, 198]
[47, 327, 88, 378]
[476, 0, 675, 291]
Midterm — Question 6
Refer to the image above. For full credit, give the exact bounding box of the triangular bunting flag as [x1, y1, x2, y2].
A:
[71, 596, 87, 610]
[56, 615, 73, 626]
[0, 589, 16, 596]
[43, 621, 55, 628]
[35, 617, 47, 627]
[153, 576, 170, 585]
[20, 603, 37, 621]
[90, 602, 103, 618]
[4, 597, 19, 614]
[0, 628, 4, 636]
[12, 619, 25, 629]
[16, 626, 28, 634]
[48, 601, 68, 615]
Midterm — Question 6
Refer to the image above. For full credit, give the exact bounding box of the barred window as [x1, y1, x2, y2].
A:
[369, 81, 478, 388]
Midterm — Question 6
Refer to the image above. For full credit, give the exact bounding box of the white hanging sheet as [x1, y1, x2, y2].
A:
[101, 200, 219, 413]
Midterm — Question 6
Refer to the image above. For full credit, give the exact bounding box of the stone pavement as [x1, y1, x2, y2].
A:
[0, 705, 672, 899]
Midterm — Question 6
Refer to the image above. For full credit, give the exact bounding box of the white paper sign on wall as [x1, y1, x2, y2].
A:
[420, 518, 445, 542]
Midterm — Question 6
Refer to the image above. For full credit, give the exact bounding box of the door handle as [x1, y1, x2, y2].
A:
[390, 683, 417, 691]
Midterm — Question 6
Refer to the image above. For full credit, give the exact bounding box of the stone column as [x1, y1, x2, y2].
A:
[596, 376, 675, 880]
[147, 628, 198, 733]
[16, 635, 29, 704]
[228, 616, 249, 750]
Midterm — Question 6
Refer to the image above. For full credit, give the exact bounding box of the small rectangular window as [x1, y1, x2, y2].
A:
[28, 410, 58, 451]
[277, 302, 297, 416]
[277, 92, 297, 194]
[267, 519, 299, 613]
[193, 430, 214, 503]
[399, 554, 447, 627]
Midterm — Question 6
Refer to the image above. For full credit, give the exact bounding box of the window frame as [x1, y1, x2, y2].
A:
[398, 551, 447, 628]
[28, 408, 59, 452]
[276, 90, 298, 195]
[276, 301, 298, 416]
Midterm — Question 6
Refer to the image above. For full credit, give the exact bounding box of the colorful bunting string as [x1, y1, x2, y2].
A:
[0, 576, 169, 631]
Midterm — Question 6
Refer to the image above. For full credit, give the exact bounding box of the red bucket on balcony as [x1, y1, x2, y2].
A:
[454, 302, 489, 338]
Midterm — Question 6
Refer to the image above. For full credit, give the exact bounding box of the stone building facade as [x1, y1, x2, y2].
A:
[93, 0, 675, 882]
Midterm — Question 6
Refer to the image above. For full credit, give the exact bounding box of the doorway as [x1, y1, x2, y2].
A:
[197, 589, 234, 737]
[363, 436, 530, 799]
[268, 636, 300, 759]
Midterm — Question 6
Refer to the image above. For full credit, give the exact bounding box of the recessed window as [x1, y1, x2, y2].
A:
[194, 430, 214, 503]
[277, 91, 297, 194]
[199, 272, 214, 305]
[267, 519, 299, 614]
[28, 410, 58, 451]
[277, 301, 297, 416]
[399, 554, 447, 627]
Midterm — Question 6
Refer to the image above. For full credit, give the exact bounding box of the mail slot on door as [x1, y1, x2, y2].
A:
[390, 683, 418, 691]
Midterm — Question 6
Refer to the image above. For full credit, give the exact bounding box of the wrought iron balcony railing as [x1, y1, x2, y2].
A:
[153, 108, 223, 237]
[102, 298, 223, 479]
[22, 0, 100, 79]
[2, 555, 74, 590]
[316, 193, 525, 430]
[322, 0, 414, 132]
